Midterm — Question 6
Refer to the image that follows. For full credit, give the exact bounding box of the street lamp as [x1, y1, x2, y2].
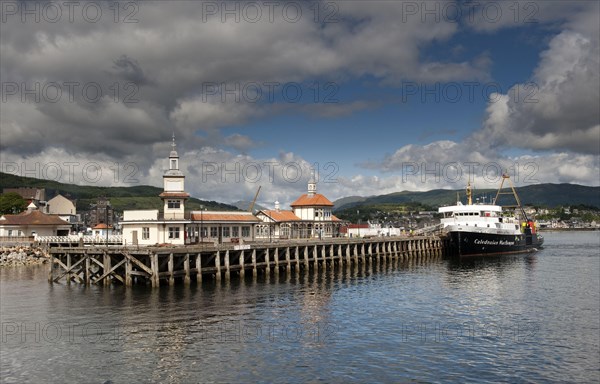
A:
[105, 205, 109, 246]
[357, 210, 360, 238]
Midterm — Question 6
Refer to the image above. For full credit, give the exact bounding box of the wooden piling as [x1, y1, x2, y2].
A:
[224, 250, 230, 280]
[184, 253, 191, 285]
[239, 250, 245, 278]
[196, 253, 202, 283]
[47, 235, 448, 286]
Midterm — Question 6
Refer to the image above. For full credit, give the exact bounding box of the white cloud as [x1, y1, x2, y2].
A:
[0, 1, 492, 158]
[1, 1, 598, 204]
[473, 29, 599, 154]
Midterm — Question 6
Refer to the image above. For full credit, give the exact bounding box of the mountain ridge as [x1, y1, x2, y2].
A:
[0, 172, 239, 212]
[333, 183, 600, 211]
[2, 172, 598, 213]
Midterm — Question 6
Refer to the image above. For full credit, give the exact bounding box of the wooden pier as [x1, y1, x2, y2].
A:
[48, 236, 449, 286]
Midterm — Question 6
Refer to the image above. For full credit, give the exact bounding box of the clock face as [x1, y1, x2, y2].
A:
[166, 180, 183, 191]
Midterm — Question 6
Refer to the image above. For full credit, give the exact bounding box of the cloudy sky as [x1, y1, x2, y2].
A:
[1, 0, 598, 207]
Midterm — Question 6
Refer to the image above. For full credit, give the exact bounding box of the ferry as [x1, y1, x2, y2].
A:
[439, 174, 544, 257]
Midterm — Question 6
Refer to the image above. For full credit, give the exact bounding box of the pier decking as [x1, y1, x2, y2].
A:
[48, 236, 449, 286]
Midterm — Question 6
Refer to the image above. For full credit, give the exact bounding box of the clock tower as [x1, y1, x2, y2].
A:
[159, 134, 189, 219]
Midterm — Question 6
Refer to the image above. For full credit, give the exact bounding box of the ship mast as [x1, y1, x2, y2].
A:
[466, 181, 473, 205]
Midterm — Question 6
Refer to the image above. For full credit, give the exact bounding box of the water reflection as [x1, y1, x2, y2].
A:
[2, 234, 598, 383]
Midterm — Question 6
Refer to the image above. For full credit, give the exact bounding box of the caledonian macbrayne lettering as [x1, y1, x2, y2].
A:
[474, 239, 515, 246]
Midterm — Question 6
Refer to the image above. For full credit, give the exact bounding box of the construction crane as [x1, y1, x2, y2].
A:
[248, 186, 261, 212]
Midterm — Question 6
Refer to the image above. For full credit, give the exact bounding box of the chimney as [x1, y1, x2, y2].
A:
[274, 201, 280, 212]
[26, 202, 38, 213]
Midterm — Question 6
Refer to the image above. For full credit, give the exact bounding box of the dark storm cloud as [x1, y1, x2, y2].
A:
[1, 1, 598, 199]
[111, 55, 152, 86]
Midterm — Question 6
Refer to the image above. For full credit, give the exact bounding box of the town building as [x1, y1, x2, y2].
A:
[47, 194, 81, 227]
[0, 203, 71, 238]
[255, 172, 342, 240]
[92, 223, 114, 237]
[47, 194, 76, 215]
[340, 222, 401, 238]
[84, 197, 114, 228]
[3, 187, 48, 212]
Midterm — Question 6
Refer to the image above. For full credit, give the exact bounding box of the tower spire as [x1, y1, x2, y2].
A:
[168, 133, 180, 172]
[307, 168, 317, 196]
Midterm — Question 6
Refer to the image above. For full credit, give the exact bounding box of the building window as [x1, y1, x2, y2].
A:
[168, 200, 180, 209]
[242, 226, 250, 237]
[223, 227, 230, 238]
[168, 227, 180, 239]
[232, 226, 239, 237]
[142, 227, 150, 240]
[171, 159, 177, 169]
[210, 227, 218, 237]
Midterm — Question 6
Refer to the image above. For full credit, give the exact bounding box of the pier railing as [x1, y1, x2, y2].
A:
[36, 235, 123, 246]
[413, 223, 444, 236]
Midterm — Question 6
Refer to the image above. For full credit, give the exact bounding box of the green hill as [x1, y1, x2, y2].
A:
[0, 172, 239, 212]
[334, 183, 600, 212]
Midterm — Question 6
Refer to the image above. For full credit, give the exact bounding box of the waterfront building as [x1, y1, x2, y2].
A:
[186, 211, 260, 245]
[340, 222, 401, 238]
[92, 223, 114, 237]
[256, 172, 342, 240]
[120, 136, 258, 246]
[0, 203, 71, 238]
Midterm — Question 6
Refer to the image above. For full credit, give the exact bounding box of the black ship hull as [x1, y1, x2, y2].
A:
[447, 230, 544, 258]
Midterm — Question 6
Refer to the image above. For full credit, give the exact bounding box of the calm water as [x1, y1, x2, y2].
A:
[1, 231, 599, 383]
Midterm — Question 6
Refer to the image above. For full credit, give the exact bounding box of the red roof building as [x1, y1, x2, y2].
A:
[0, 206, 71, 237]
[290, 194, 334, 207]
[255, 171, 344, 239]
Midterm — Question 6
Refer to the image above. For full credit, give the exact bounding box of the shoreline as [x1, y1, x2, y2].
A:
[0, 245, 50, 267]
[539, 228, 599, 232]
